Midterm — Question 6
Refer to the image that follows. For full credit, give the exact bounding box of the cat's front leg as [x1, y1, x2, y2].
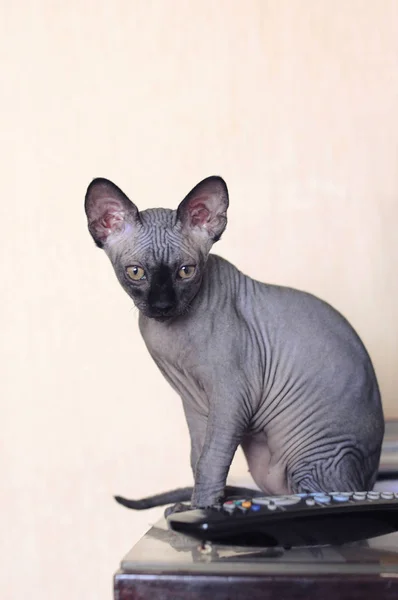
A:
[163, 408, 208, 517]
[183, 404, 208, 475]
[191, 400, 250, 508]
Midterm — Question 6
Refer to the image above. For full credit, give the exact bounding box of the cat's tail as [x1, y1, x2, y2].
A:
[114, 485, 263, 510]
[114, 487, 193, 510]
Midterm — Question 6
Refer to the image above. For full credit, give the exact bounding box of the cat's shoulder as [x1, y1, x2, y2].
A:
[206, 253, 240, 274]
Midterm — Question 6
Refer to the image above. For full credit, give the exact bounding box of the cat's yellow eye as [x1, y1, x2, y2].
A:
[126, 266, 146, 281]
[178, 265, 196, 280]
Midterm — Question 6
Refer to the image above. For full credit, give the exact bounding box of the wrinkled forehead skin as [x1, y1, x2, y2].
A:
[105, 207, 207, 269]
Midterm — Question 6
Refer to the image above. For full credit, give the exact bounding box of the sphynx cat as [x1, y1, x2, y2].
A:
[84, 175, 384, 512]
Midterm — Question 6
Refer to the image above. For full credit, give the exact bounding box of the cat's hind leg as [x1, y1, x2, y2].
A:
[288, 449, 380, 494]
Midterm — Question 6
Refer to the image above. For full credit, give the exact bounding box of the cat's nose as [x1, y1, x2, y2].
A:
[151, 299, 175, 313]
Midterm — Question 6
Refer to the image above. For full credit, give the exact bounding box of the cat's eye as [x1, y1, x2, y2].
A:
[178, 265, 196, 280]
[126, 266, 146, 281]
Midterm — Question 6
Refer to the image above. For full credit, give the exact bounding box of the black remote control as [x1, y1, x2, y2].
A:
[167, 491, 398, 547]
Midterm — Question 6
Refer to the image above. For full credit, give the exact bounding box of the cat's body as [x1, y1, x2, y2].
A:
[85, 176, 384, 509]
[140, 253, 382, 499]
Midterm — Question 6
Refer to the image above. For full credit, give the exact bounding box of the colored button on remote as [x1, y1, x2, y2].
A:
[223, 501, 236, 513]
[313, 494, 331, 504]
[329, 491, 352, 497]
[235, 501, 250, 512]
[332, 494, 350, 502]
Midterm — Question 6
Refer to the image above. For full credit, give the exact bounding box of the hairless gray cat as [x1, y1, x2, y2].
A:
[85, 175, 384, 512]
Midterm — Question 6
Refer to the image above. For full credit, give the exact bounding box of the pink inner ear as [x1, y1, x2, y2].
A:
[101, 211, 123, 230]
[189, 201, 210, 226]
[90, 204, 126, 244]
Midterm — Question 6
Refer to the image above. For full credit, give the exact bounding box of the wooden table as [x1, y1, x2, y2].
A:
[114, 517, 398, 599]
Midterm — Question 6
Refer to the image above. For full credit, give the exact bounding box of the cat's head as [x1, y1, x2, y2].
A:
[84, 176, 229, 320]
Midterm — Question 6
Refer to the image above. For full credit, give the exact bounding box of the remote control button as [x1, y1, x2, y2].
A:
[305, 498, 316, 506]
[272, 495, 302, 506]
[251, 504, 261, 511]
[332, 494, 350, 502]
[353, 493, 367, 501]
[295, 493, 310, 498]
[234, 500, 251, 512]
[367, 492, 380, 500]
[252, 497, 273, 505]
[381, 492, 394, 500]
[223, 501, 236, 513]
[267, 502, 277, 511]
[313, 494, 331, 504]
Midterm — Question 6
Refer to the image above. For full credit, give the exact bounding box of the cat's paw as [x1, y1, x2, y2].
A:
[164, 502, 191, 518]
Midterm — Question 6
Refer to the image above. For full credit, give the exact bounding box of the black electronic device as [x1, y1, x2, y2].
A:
[167, 491, 398, 547]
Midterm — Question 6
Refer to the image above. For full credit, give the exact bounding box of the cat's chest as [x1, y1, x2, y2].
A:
[139, 314, 210, 411]
[139, 314, 199, 367]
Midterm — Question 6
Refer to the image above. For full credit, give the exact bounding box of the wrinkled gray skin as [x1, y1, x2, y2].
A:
[85, 175, 384, 509]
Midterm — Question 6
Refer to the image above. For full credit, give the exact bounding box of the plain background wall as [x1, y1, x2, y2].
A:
[2, 1, 398, 598]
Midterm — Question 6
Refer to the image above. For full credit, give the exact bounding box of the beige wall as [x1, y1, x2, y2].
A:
[2, 1, 398, 598]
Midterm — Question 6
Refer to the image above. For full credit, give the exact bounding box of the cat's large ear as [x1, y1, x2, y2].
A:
[84, 178, 140, 248]
[177, 176, 229, 242]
